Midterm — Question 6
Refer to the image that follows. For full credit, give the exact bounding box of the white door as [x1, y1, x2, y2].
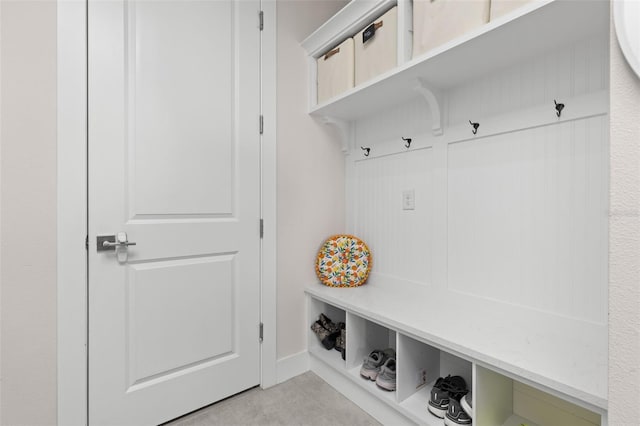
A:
[87, 0, 261, 424]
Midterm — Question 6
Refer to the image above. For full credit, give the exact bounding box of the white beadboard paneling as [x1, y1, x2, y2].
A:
[447, 36, 608, 125]
[346, 38, 608, 326]
[447, 116, 608, 324]
[354, 98, 431, 147]
[352, 148, 434, 286]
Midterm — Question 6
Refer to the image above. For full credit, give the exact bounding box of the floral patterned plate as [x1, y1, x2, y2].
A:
[315, 235, 372, 288]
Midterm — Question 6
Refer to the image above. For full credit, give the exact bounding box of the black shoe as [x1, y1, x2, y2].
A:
[319, 313, 340, 333]
[428, 375, 468, 419]
[445, 397, 472, 425]
[310, 320, 336, 350]
[334, 322, 346, 353]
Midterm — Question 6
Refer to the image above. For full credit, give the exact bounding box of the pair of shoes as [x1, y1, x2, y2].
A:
[310, 313, 344, 351]
[428, 375, 471, 425]
[359, 348, 397, 391]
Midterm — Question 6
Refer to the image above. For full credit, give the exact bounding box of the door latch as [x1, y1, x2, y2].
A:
[97, 232, 137, 251]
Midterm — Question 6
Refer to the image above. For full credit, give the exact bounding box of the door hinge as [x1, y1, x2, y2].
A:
[260, 218, 264, 239]
[259, 322, 264, 342]
[259, 11, 264, 31]
[259, 115, 264, 135]
[85, 235, 89, 250]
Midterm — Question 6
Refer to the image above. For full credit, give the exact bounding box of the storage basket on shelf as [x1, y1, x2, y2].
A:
[412, 0, 490, 59]
[315, 235, 372, 288]
[317, 38, 355, 104]
[354, 6, 398, 86]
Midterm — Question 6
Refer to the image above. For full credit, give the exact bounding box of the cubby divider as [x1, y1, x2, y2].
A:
[397, 334, 439, 403]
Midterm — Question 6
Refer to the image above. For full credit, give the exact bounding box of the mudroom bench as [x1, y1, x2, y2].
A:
[303, 0, 609, 424]
[306, 278, 607, 426]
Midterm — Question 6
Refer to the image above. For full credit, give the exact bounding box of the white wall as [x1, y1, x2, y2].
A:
[0, 1, 58, 425]
[349, 36, 609, 326]
[608, 8, 640, 425]
[276, 0, 348, 360]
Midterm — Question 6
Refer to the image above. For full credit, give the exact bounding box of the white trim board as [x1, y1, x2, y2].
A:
[348, 90, 608, 161]
[260, 0, 278, 390]
[57, 0, 88, 424]
[276, 351, 310, 385]
[56, 1, 278, 422]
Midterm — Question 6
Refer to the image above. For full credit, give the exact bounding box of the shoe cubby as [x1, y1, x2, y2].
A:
[346, 312, 397, 404]
[475, 366, 602, 426]
[397, 334, 473, 425]
[306, 289, 606, 426]
[307, 297, 346, 371]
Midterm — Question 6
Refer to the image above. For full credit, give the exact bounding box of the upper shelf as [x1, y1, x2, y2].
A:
[307, 0, 609, 121]
[301, 0, 396, 58]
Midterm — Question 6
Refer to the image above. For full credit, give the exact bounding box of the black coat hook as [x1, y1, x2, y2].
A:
[469, 120, 480, 135]
[402, 137, 412, 148]
[554, 100, 565, 117]
[361, 146, 370, 157]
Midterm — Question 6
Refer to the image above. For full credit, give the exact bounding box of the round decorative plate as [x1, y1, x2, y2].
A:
[614, 0, 640, 79]
[315, 235, 372, 288]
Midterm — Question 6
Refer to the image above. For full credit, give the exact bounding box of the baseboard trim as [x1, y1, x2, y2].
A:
[276, 350, 310, 384]
[309, 356, 414, 425]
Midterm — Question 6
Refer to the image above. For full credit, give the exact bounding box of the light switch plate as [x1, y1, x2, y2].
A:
[402, 190, 415, 210]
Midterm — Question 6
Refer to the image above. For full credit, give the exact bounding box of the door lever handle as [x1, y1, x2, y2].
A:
[102, 240, 137, 248]
[97, 232, 136, 251]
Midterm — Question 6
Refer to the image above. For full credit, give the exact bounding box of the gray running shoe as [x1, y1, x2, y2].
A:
[375, 357, 397, 391]
[359, 348, 395, 381]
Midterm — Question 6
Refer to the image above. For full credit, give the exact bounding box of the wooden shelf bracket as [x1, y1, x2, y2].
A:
[321, 116, 353, 153]
[413, 78, 444, 136]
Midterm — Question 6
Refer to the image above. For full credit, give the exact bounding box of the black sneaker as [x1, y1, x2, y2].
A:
[445, 397, 472, 425]
[427, 375, 468, 418]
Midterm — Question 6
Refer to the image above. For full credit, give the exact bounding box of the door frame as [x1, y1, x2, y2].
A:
[56, 1, 278, 424]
